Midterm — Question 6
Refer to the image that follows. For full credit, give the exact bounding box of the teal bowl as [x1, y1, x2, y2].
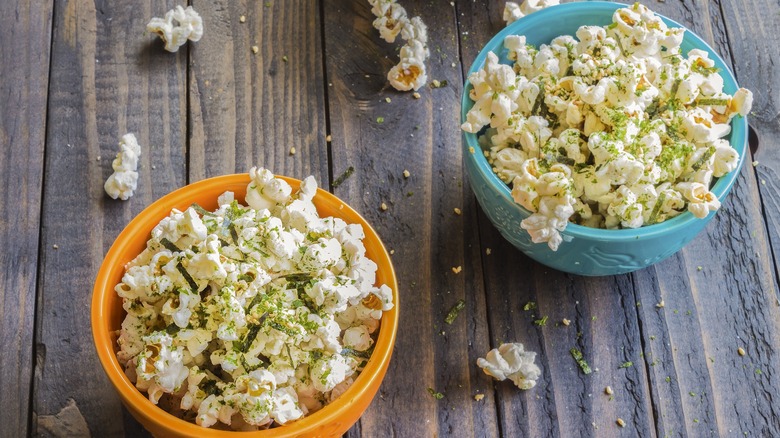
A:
[462, 2, 748, 276]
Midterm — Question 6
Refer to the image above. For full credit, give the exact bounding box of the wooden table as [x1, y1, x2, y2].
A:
[3, 0, 779, 436]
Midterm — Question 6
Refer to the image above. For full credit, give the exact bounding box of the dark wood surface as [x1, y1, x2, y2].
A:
[2, 0, 778, 437]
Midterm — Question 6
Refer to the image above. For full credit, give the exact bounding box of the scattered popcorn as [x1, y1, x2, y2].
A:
[454, 207, 462, 215]
[562, 318, 570, 326]
[369, 1, 430, 91]
[656, 300, 665, 308]
[412, 92, 421, 99]
[385, 97, 392, 103]
[474, 393, 485, 401]
[463, 3, 753, 250]
[486, 248, 492, 255]
[617, 418, 626, 428]
[52, 244, 59, 249]
[104, 133, 141, 200]
[503, 0, 559, 26]
[239, 15, 246, 23]
[115, 168, 394, 430]
[452, 266, 462, 274]
[605, 386, 614, 395]
[326, 134, 332, 142]
[381, 202, 388, 211]
[147, 5, 203, 53]
[403, 169, 410, 178]
[289, 146, 296, 155]
[752, 160, 759, 167]
[738, 347, 746, 356]
[251, 45, 259, 54]
[477, 343, 541, 390]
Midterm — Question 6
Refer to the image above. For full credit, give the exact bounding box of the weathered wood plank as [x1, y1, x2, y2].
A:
[34, 0, 186, 436]
[0, 1, 52, 436]
[719, 0, 780, 288]
[323, 1, 498, 436]
[189, 0, 328, 182]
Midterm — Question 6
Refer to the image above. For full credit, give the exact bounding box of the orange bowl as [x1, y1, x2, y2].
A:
[92, 174, 399, 438]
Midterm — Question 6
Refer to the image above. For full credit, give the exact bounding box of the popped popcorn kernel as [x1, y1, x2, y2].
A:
[477, 342, 541, 390]
[147, 5, 203, 53]
[104, 133, 141, 200]
[504, 0, 560, 26]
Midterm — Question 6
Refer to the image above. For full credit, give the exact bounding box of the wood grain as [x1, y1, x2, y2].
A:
[719, 0, 780, 289]
[34, 0, 186, 436]
[189, 0, 328, 182]
[0, 1, 52, 437]
[323, 1, 498, 436]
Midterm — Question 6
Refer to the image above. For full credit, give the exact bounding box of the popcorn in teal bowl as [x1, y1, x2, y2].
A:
[461, 2, 751, 276]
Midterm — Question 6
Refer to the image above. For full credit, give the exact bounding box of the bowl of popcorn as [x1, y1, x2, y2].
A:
[461, 2, 752, 276]
[92, 168, 398, 437]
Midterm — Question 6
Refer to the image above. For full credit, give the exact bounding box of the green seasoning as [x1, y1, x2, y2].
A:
[427, 387, 444, 399]
[332, 166, 355, 188]
[176, 261, 199, 292]
[570, 348, 592, 374]
[444, 299, 466, 324]
[160, 238, 181, 252]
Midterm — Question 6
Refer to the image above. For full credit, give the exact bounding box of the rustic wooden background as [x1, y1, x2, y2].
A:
[2, 0, 778, 436]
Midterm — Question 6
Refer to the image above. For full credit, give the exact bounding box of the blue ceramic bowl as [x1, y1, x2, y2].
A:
[462, 2, 748, 276]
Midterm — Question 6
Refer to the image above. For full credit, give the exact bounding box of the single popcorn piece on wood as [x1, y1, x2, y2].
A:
[477, 342, 541, 390]
[147, 5, 203, 53]
[104, 133, 141, 200]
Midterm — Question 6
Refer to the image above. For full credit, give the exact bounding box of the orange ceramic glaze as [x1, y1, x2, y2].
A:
[92, 174, 399, 438]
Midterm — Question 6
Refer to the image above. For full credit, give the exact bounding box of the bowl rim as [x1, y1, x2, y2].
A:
[91, 173, 399, 436]
[461, 1, 748, 242]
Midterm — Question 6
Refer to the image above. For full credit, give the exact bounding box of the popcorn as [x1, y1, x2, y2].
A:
[676, 182, 721, 218]
[503, 2, 523, 25]
[368, 1, 430, 92]
[147, 5, 203, 53]
[477, 342, 541, 390]
[115, 167, 394, 430]
[387, 58, 427, 92]
[104, 133, 141, 200]
[503, 0, 560, 26]
[463, 4, 752, 250]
